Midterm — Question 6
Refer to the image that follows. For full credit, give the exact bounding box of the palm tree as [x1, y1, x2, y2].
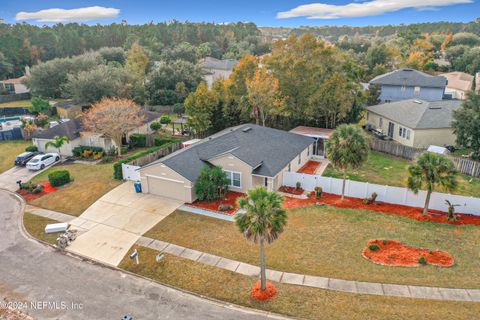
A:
[326, 124, 370, 200]
[45, 135, 70, 157]
[408, 152, 458, 215]
[235, 186, 287, 291]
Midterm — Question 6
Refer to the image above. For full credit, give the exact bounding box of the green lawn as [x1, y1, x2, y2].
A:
[0, 140, 33, 173]
[120, 245, 480, 320]
[145, 207, 480, 288]
[0, 100, 32, 108]
[29, 163, 121, 216]
[23, 212, 60, 245]
[323, 150, 480, 198]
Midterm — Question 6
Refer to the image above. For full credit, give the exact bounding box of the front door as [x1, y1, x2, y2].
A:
[316, 138, 325, 158]
[387, 122, 395, 138]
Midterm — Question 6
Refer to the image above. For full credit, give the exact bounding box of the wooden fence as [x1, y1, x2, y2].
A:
[370, 138, 480, 178]
[128, 142, 182, 167]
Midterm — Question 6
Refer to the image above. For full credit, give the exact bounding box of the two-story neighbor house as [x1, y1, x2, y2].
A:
[198, 57, 238, 88]
[370, 68, 447, 102]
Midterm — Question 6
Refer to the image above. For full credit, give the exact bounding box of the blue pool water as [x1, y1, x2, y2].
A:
[0, 116, 21, 123]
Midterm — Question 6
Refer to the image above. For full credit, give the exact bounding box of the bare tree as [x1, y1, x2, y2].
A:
[82, 98, 144, 156]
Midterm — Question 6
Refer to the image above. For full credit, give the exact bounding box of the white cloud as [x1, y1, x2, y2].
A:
[16, 6, 119, 23]
[277, 0, 472, 19]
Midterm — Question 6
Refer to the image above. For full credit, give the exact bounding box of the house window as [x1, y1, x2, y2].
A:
[401, 85, 406, 92]
[307, 146, 310, 156]
[379, 117, 383, 128]
[414, 86, 420, 96]
[224, 170, 241, 188]
[399, 127, 403, 137]
[264, 177, 268, 187]
[288, 163, 291, 172]
[298, 154, 301, 165]
[406, 130, 411, 140]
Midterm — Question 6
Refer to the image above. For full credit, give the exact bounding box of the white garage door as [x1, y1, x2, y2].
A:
[146, 176, 192, 202]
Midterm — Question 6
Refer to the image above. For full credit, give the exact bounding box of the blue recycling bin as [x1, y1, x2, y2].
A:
[134, 181, 142, 193]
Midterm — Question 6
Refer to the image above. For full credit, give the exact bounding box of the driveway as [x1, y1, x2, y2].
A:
[0, 166, 43, 191]
[0, 189, 277, 320]
[68, 181, 182, 266]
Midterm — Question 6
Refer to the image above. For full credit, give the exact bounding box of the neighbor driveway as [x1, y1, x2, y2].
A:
[68, 181, 182, 266]
[0, 165, 45, 191]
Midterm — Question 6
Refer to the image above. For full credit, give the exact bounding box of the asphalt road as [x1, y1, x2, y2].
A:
[0, 189, 278, 320]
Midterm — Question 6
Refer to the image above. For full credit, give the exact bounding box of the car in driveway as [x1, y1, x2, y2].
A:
[26, 153, 60, 171]
[14, 152, 40, 166]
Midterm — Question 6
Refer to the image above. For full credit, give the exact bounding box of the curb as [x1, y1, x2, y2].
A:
[3, 188, 291, 320]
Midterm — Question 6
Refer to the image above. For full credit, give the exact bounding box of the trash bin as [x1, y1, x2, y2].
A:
[134, 181, 142, 193]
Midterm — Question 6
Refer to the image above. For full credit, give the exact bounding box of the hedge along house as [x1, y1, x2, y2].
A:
[365, 99, 462, 148]
[138, 124, 314, 202]
[32, 110, 162, 156]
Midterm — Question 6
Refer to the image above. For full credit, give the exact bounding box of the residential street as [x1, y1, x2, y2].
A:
[0, 165, 42, 192]
[0, 189, 277, 320]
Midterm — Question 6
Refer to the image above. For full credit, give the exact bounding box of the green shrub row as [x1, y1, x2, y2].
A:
[72, 146, 104, 157]
[25, 145, 38, 152]
[48, 170, 71, 187]
[153, 136, 178, 146]
[129, 134, 147, 148]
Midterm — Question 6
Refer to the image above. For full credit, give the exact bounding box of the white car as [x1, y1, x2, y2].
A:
[26, 153, 60, 171]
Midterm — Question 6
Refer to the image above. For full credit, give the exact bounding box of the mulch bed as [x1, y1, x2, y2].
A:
[17, 182, 58, 202]
[283, 192, 480, 226]
[251, 280, 278, 301]
[297, 161, 321, 174]
[278, 186, 305, 195]
[187, 191, 245, 215]
[363, 239, 454, 267]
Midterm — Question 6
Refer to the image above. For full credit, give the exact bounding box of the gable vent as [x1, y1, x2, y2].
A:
[242, 127, 252, 132]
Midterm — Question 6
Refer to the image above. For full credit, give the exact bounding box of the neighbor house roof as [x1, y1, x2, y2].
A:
[141, 124, 313, 181]
[441, 72, 474, 92]
[0, 76, 26, 85]
[199, 57, 238, 71]
[54, 100, 83, 110]
[366, 99, 462, 130]
[141, 110, 162, 123]
[33, 118, 83, 140]
[290, 126, 333, 139]
[369, 68, 447, 88]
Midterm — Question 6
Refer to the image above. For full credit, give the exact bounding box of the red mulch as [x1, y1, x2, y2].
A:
[282, 192, 480, 227]
[297, 160, 321, 174]
[17, 182, 58, 202]
[363, 239, 454, 267]
[278, 186, 304, 195]
[251, 280, 279, 301]
[187, 191, 244, 215]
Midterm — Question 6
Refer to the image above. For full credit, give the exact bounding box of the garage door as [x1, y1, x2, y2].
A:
[146, 176, 192, 202]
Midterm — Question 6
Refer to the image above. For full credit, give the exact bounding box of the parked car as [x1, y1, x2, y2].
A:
[14, 151, 40, 166]
[26, 153, 60, 171]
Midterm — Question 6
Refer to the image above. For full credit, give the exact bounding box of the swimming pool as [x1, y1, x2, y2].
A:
[0, 116, 21, 123]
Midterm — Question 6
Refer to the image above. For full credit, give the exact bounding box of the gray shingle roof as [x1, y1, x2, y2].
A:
[370, 68, 447, 88]
[199, 57, 238, 71]
[33, 118, 83, 140]
[142, 124, 314, 181]
[366, 99, 462, 129]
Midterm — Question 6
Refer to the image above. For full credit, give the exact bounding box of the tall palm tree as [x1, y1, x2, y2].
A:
[45, 135, 70, 157]
[235, 186, 287, 291]
[326, 124, 370, 200]
[408, 152, 458, 215]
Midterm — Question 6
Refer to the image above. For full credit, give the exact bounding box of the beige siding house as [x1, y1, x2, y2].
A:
[138, 124, 313, 202]
[441, 72, 474, 100]
[365, 99, 462, 148]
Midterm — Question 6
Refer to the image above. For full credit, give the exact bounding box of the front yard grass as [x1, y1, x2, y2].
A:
[323, 150, 480, 198]
[0, 140, 33, 173]
[145, 207, 480, 288]
[23, 212, 60, 244]
[29, 163, 121, 216]
[119, 245, 480, 320]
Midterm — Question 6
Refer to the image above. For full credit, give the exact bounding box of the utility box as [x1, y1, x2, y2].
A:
[45, 223, 69, 234]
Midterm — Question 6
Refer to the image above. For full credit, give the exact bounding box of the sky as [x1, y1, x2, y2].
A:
[1, 0, 478, 27]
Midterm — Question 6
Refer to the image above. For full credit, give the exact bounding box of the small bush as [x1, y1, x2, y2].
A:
[150, 121, 162, 132]
[25, 145, 38, 152]
[129, 134, 147, 148]
[173, 103, 185, 115]
[296, 181, 302, 190]
[154, 136, 174, 146]
[32, 185, 44, 194]
[218, 204, 234, 211]
[160, 115, 172, 125]
[82, 150, 93, 159]
[48, 170, 71, 187]
[363, 192, 378, 205]
[92, 151, 104, 160]
[314, 186, 322, 198]
[418, 256, 427, 265]
[120, 146, 128, 154]
[72, 146, 103, 157]
[369, 244, 380, 251]
[382, 240, 388, 245]
[21, 181, 36, 192]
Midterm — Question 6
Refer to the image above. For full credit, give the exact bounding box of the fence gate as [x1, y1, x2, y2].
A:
[122, 164, 141, 181]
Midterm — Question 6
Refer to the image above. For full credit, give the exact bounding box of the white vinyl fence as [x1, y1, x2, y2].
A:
[283, 172, 480, 216]
[122, 163, 141, 181]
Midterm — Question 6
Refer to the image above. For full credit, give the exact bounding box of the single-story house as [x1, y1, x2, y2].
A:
[33, 110, 162, 156]
[365, 99, 462, 148]
[138, 124, 313, 202]
[0, 76, 29, 94]
[198, 57, 238, 88]
[54, 100, 87, 119]
[289, 126, 333, 159]
[441, 72, 474, 100]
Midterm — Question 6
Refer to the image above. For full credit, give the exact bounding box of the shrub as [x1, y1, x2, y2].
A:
[382, 240, 388, 245]
[120, 146, 128, 154]
[82, 150, 93, 159]
[160, 115, 172, 125]
[296, 181, 302, 190]
[21, 181, 36, 192]
[48, 170, 71, 187]
[129, 134, 147, 148]
[25, 145, 38, 152]
[154, 136, 174, 146]
[363, 192, 378, 205]
[32, 185, 44, 194]
[418, 256, 427, 265]
[72, 146, 104, 157]
[150, 121, 162, 132]
[173, 103, 185, 115]
[369, 244, 380, 251]
[195, 165, 229, 201]
[314, 186, 322, 198]
[92, 151, 104, 160]
[218, 204, 234, 211]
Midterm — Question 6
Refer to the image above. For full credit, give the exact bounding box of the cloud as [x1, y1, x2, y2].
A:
[16, 6, 120, 23]
[277, 0, 472, 19]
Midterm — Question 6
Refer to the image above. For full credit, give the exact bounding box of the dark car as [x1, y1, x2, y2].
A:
[14, 152, 39, 166]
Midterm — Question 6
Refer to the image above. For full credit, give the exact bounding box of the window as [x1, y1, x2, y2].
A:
[401, 85, 406, 92]
[406, 130, 411, 140]
[224, 170, 241, 188]
[298, 154, 301, 165]
[399, 127, 403, 137]
[379, 117, 383, 128]
[307, 146, 310, 156]
[414, 86, 420, 96]
[288, 163, 291, 172]
[264, 177, 268, 187]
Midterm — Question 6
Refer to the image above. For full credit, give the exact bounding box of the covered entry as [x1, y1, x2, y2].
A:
[290, 126, 333, 159]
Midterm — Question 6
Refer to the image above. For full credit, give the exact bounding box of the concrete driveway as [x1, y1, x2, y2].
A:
[68, 181, 182, 266]
[0, 165, 45, 191]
